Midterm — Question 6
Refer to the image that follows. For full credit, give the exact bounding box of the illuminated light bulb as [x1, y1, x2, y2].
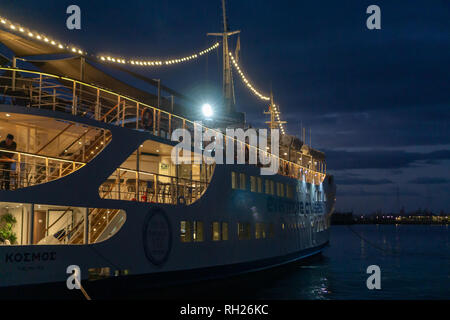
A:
[44, 38, 49, 42]
[100, 56, 106, 61]
[19, 27, 24, 32]
[10, 25, 15, 30]
[51, 40, 56, 45]
[71, 48, 76, 52]
[28, 32, 33, 37]
[78, 50, 82, 54]
[36, 35, 42, 40]
[0, 19, 6, 24]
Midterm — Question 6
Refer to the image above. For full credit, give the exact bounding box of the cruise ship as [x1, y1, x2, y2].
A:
[0, 9, 336, 297]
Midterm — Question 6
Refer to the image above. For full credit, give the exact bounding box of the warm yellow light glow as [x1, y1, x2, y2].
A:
[98, 42, 219, 67]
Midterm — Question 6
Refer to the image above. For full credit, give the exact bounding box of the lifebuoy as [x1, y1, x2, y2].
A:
[143, 207, 172, 266]
[141, 108, 153, 130]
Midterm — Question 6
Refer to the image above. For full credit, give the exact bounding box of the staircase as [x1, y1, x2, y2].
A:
[64, 170, 129, 244]
[67, 207, 122, 244]
[32, 128, 112, 185]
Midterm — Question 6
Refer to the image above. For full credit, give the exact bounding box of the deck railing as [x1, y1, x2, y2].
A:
[0, 149, 85, 190]
[0, 67, 326, 184]
[99, 168, 210, 205]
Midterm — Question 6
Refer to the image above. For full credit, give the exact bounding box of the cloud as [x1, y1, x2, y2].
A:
[337, 177, 393, 185]
[338, 189, 419, 197]
[409, 177, 450, 184]
[325, 149, 450, 170]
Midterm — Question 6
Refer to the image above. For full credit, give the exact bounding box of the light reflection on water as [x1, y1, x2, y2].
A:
[124, 225, 448, 300]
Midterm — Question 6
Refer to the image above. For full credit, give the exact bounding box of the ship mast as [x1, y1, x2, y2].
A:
[264, 92, 287, 131]
[208, 0, 240, 114]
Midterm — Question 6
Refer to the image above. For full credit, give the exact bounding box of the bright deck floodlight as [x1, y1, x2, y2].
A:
[202, 103, 213, 118]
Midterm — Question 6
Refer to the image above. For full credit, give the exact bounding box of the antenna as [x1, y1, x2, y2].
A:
[207, 0, 240, 114]
[264, 92, 286, 130]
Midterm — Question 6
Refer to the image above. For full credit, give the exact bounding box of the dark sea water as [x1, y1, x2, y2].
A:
[138, 225, 449, 300]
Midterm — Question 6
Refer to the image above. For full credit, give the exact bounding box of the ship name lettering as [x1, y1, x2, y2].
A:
[5, 251, 56, 263]
[267, 197, 324, 215]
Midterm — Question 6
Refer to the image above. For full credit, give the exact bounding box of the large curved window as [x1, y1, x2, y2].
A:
[0, 201, 125, 246]
[98, 139, 215, 205]
[0, 112, 111, 190]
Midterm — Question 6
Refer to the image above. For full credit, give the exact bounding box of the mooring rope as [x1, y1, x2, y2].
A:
[74, 277, 92, 300]
[346, 224, 450, 260]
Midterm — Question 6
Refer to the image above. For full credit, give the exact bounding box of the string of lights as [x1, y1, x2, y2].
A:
[229, 52, 286, 134]
[0, 16, 86, 55]
[1, 14, 286, 133]
[99, 42, 220, 66]
[0, 14, 219, 67]
[228, 52, 270, 101]
[272, 103, 286, 135]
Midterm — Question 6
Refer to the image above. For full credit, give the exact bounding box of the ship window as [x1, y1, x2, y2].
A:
[231, 172, 237, 189]
[222, 222, 228, 240]
[268, 223, 275, 238]
[193, 221, 204, 242]
[180, 221, 192, 242]
[88, 267, 111, 281]
[270, 181, 275, 195]
[255, 222, 266, 239]
[212, 222, 220, 241]
[237, 222, 251, 240]
[250, 176, 257, 192]
[265, 180, 270, 195]
[286, 184, 293, 199]
[239, 173, 246, 190]
[277, 183, 284, 197]
[257, 177, 262, 193]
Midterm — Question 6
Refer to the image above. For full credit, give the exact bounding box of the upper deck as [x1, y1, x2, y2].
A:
[0, 67, 326, 186]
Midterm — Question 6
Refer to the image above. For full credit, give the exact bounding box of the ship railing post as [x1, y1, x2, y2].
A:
[29, 204, 34, 245]
[84, 207, 89, 244]
[117, 169, 121, 200]
[95, 88, 100, 120]
[157, 110, 161, 136]
[38, 74, 42, 109]
[154, 174, 157, 202]
[136, 149, 140, 200]
[82, 134, 86, 162]
[11, 57, 16, 91]
[122, 101, 125, 127]
[52, 88, 56, 111]
[45, 157, 49, 182]
[136, 102, 139, 130]
[168, 114, 172, 137]
[72, 81, 76, 115]
[153, 108, 156, 135]
[17, 153, 21, 188]
[117, 96, 121, 126]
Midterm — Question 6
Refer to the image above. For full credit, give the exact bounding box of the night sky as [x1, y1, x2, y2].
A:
[1, 0, 449, 214]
